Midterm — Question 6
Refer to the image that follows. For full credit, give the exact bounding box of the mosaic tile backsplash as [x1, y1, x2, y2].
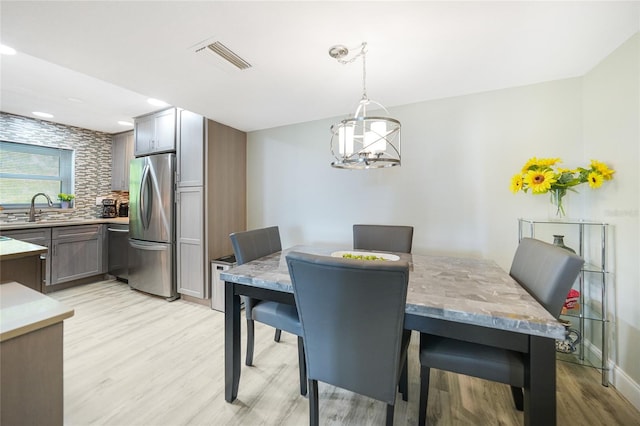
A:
[0, 112, 129, 223]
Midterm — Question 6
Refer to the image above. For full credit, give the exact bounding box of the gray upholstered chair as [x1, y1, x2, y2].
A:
[286, 251, 411, 426]
[353, 224, 414, 253]
[418, 238, 584, 426]
[229, 226, 306, 396]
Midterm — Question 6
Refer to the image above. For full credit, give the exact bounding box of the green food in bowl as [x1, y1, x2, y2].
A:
[342, 253, 387, 261]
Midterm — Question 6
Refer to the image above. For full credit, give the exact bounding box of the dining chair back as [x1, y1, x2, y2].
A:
[417, 238, 584, 426]
[230, 226, 282, 265]
[286, 251, 411, 426]
[353, 224, 414, 253]
[229, 226, 307, 396]
[510, 237, 582, 317]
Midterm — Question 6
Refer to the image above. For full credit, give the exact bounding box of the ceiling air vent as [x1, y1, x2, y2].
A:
[201, 41, 252, 70]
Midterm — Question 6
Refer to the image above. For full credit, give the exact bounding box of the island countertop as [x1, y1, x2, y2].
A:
[0, 282, 74, 342]
[0, 237, 48, 260]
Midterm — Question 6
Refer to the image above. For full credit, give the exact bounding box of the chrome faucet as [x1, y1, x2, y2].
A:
[29, 193, 53, 222]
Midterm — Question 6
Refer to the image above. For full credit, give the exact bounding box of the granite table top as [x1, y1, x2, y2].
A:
[221, 245, 566, 340]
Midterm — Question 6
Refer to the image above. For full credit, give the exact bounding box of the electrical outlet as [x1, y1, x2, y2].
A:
[96, 197, 103, 206]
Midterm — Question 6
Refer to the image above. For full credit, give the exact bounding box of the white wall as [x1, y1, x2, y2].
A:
[247, 33, 639, 406]
[583, 33, 640, 407]
[248, 78, 584, 266]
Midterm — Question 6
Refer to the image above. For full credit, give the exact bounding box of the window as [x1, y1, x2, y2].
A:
[0, 141, 74, 208]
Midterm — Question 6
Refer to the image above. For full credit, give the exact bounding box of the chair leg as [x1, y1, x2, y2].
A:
[385, 404, 394, 426]
[298, 336, 307, 396]
[399, 355, 409, 401]
[274, 329, 282, 342]
[419, 366, 431, 426]
[309, 379, 319, 426]
[245, 319, 255, 366]
[510, 385, 524, 411]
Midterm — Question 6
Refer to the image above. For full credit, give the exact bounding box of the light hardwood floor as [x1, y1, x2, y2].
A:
[51, 280, 639, 425]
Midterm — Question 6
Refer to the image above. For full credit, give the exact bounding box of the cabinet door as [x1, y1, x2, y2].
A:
[111, 131, 134, 190]
[176, 186, 205, 298]
[134, 114, 154, 156]
[124, 131, 134, 186]
[154, 108, 176, 153]
[177, 110, 204, 187]
[1, 228, 51, 288]
[50, 225, 104, 285]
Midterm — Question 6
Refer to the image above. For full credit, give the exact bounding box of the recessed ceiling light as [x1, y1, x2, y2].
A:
[0, 44, 17, 55]
[118, 121, 133, 126]
[147, 98, 168, 107]
[33, 111, 54, 118]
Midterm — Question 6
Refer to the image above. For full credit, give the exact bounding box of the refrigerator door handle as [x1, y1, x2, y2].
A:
[140, 163, 151, 230]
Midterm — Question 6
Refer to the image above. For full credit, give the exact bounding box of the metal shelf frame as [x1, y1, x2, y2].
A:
[518, 218, 610, 386]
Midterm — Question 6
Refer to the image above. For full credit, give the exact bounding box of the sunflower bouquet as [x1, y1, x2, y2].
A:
[510, 157, 615, 216]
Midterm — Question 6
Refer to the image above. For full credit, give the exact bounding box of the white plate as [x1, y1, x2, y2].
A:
[330, 250, 400, 261]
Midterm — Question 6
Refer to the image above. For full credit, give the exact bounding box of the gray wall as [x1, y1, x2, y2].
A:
[247, 33, 640, 407]
[0, 112, 128, 222]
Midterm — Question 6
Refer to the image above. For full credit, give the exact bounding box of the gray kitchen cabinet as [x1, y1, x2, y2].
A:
[177, 109, 205, 188]
[1, 228, 51, 287]
[111, 130, 134, 191]
[176, 109, 205, 297]
[176, 186, 204, 298]
[175, 117, 246, 300]
[134, 108, 176, 156]
[50, 225, 105, 286]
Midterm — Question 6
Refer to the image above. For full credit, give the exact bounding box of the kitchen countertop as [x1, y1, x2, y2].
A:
[0, 217, 128, 231]
[0, 237, 48, 260]
[0, 282, 74, 342]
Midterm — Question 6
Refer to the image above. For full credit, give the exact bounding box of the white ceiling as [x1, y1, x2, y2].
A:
[1, 1, 638, 134]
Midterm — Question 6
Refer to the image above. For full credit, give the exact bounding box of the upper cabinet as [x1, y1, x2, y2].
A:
[134, 108, 176, 156]
[111, 130, 134, 191]
[177, 109, 205, 187]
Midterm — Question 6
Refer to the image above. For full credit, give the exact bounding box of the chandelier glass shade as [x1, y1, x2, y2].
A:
[329, 42, 401, 169]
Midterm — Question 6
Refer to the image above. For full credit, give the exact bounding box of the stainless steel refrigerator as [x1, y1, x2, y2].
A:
[128, 153, 178, 300]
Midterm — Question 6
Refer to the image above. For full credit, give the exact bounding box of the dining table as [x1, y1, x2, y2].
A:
[221, 245, 567, 426]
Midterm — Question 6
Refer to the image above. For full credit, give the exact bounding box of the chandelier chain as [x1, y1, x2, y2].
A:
[334, 42, 369, 101]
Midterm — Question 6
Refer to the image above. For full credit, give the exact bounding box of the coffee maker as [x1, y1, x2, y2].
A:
[101, 199, 117, 218]
[118, 202, 129, 217]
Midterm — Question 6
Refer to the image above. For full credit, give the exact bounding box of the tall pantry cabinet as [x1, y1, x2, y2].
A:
[176, 111, 246, 299]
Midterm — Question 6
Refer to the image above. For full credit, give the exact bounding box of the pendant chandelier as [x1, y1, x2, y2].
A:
[329, 42, 401, 169]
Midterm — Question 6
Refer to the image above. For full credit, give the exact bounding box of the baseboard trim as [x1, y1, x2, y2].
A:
[582, 338, 640, 411]
[611, 364, 640, 411]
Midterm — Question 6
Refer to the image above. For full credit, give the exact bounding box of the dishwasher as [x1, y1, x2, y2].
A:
[107, 224, 129, 281]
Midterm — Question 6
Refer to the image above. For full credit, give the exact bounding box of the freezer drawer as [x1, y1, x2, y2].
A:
[128, 239, 177, 300]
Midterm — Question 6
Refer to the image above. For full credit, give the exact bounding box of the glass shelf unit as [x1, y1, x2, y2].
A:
[518, 218, 611, 386]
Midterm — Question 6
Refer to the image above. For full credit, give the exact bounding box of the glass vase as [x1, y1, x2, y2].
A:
[549, 188, 566, 218]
